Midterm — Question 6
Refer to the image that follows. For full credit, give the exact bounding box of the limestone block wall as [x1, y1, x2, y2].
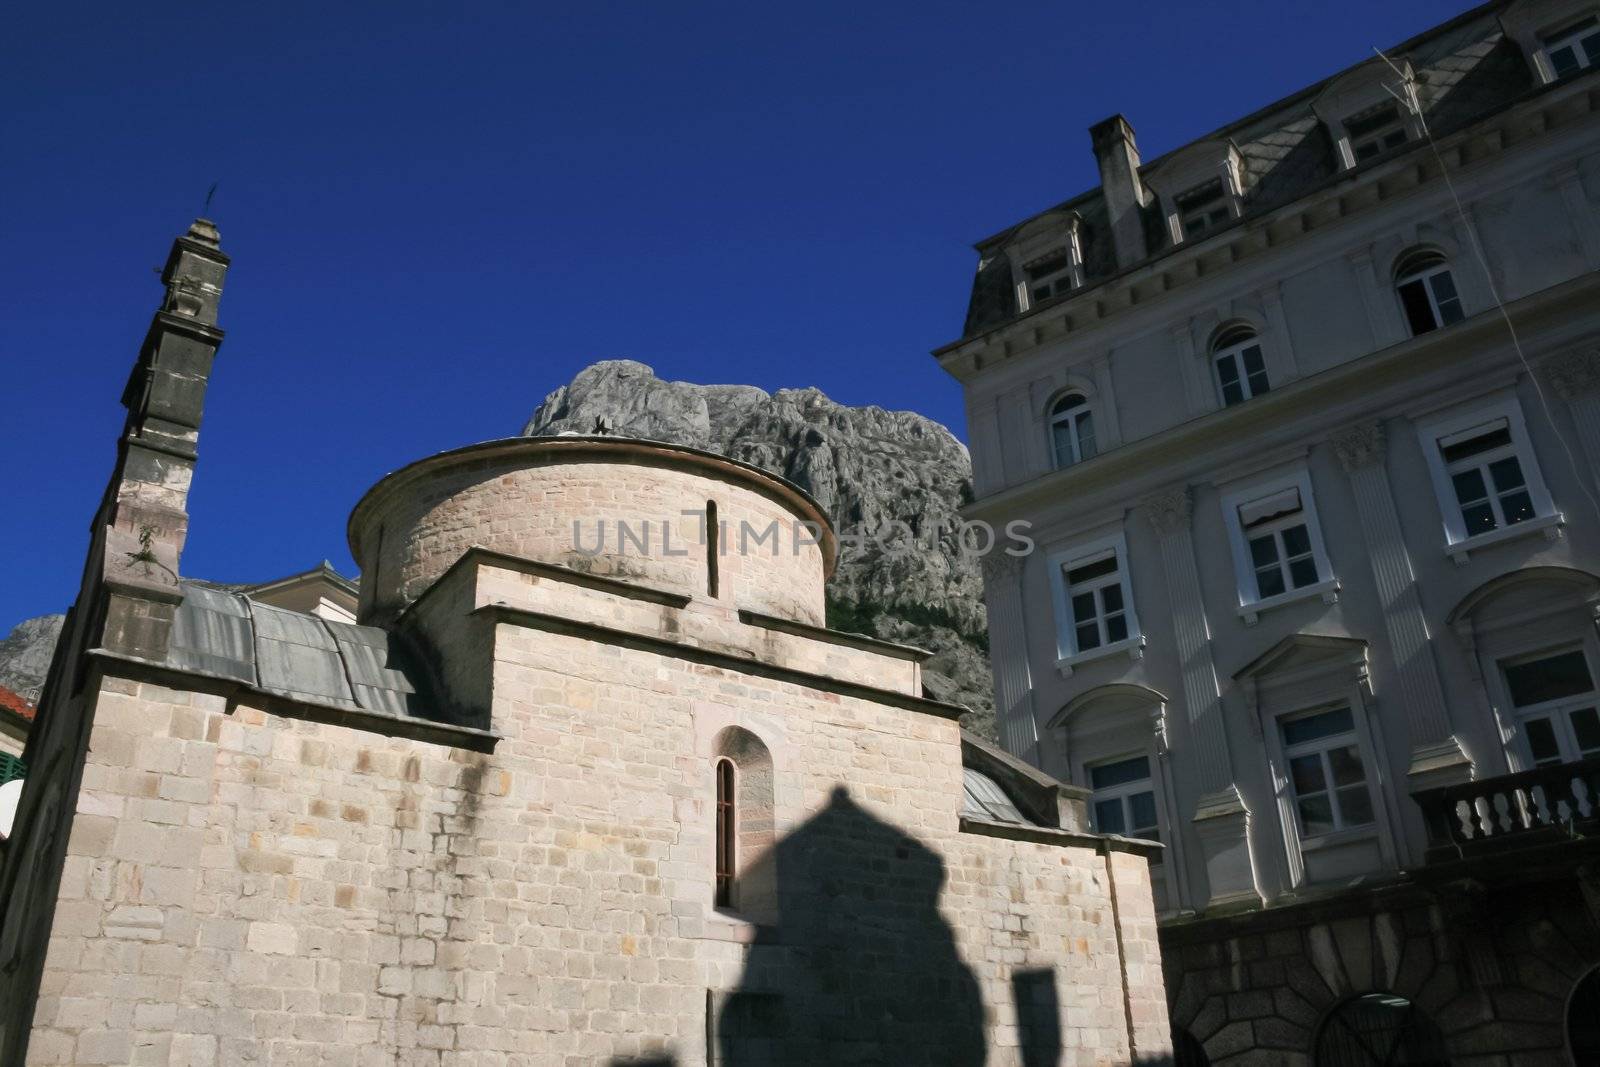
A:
[351, 440, 831, 629]
[27, 619, 1165, 1066]
[455, 557, 922, 696]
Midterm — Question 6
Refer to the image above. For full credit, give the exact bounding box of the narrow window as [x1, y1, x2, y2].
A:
[714, 758, 735, 907]
[1088, 755, 1160, 842]
[1346, 101, 1410, 162]
[1544, 16, 1600, 79]
[1502, 647, 1600, 767]
[1049, 393, 1096, 469]
[1176, 179, 1230, 240]
[1395, 250, 1464, 336]
[1063, 551, 1127, 653]
[1280, 706, 1374, 838]
[1211, 326, 1269, 407]
[1437, 419, 1535, 536]
[705, 500, 720, 598]
[1239, 487, 1318, 599]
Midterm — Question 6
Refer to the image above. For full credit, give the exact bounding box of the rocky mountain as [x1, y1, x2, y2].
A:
[523, 360, 995, 737]
[0, 613, 65, 704]
[0, 363, 999, 736]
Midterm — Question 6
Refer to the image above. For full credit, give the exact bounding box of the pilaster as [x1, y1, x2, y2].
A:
[1260, 281, 1301, 384]
[1554, 164, 1600, 271]
[982, 551, 1039, 766]
[1143, 486, 1260, 909]
[1330, 420, 1471, 788]
[1546, 349, 1600, 497]
[1347, 245, 1406, 349]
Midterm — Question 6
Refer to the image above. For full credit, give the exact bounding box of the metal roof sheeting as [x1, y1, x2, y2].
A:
[165, 580, 427, 718]
[961, 766, 1035, 826]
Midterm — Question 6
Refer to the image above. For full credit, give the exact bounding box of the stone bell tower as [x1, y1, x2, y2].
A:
[0, 220, 228, 1064]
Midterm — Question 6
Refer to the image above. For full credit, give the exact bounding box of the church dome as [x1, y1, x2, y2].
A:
[348, 435, 836, 626]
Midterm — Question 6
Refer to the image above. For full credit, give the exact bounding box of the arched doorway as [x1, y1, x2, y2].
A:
[1314, 993, 1449, 1066]
[1570, 966, 1600, 1064]
[1172, 1027, 1210, 1067]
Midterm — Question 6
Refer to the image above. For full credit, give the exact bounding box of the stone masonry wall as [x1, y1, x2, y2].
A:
[28, 607, 1166, 1066]
[354, 451, 827, 629]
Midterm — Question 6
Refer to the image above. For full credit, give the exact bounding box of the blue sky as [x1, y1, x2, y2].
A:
[3, 0, 1471, 623]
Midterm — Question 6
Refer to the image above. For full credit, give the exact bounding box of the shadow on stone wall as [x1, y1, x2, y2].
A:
[713, 785, 992, 1065]
[1013, 968, 1061, 1067]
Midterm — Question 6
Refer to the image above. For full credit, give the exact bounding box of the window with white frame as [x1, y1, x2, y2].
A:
[1211, 325, 1270, 407]
[1394, 249, 1464, 336]
[1176, 179, 1231, 240]
[1346, 101, 1411, 162]
[1065, 552, 1128, 653]
[1049, 393, 1097, 469]
[1440, 419, 1537, 537]
[1048, 536, 1140, 663]
[1280, 706, 1376, 838]
[1544, 16, 1600, 79]
[1503, 646, 1600, 767]
[1221, 470, 1333, 612]
[1022, 248, 1076, 308]
[1241, 488, 1321, 599]
[1088, 755, 1160, 841]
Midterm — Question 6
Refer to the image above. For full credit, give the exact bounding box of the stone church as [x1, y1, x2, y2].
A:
[0, 221, 1170, 1065]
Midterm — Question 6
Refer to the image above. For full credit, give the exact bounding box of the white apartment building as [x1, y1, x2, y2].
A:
[938, 2, 1600, 1061]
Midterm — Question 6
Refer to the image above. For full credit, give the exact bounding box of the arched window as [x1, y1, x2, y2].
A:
[1395, 249, 1464, 336]
[1314, 993, 1449, 1066]
[1211, 324, 1269, 407]
[1049, 393, 1096, 469]
[710, 727, 777, 922]
[715, 758, 735, 907]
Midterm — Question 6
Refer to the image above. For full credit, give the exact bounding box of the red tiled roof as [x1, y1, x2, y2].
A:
[0, 684, 35, 723]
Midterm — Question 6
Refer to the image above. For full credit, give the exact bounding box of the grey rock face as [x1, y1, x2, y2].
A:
[524, 360, 996, 738]
[0, 613, 65, 703]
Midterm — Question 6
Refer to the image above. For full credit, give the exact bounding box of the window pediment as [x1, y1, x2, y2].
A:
[1234, 634, 1370, 708]
[1312, 56, 1424, 169]
[1501, 0, 1600, 83]
[1143, 140, 1244, 245]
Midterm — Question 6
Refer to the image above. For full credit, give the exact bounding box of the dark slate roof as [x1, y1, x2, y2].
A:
[961, 765, 1037, 825]
[960, 6, 1536, 338]
[166, 580, 427, 718]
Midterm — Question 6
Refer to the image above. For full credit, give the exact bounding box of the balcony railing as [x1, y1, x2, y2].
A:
[1412, 755, 1600, 861]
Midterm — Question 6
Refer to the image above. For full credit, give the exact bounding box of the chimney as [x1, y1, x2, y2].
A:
[1090, 115, 1149, 270]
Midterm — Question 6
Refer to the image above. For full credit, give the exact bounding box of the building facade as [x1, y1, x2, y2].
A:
[938, 1, 1600, 1062]
[0, 222, 1170, 1065]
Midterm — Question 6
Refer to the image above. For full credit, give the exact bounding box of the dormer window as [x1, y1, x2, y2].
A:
[1176, 180, 1231, 240]
[1544, 16, 1600, 78]
[1346, 102, 1410, 162]
[1008, 213, 1084, 314]
[1023, 249, 1075, 306]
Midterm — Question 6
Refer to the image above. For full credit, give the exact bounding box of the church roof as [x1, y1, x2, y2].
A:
[960, 765, 1036, 826]
[164, 581, 429, 718]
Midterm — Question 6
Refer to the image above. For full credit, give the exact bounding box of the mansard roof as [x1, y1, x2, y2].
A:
[958, 1, 1536, 339]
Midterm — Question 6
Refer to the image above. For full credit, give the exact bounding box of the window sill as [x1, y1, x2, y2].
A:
[1298, 825, 1379, 853]
[1238, 579, 1339, 625]
[1445, 512, 1563, 565]
[1056, 635, 1145, 677]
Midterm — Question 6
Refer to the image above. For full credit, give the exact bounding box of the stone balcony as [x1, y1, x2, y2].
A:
[1413, 754, 1600, 865]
